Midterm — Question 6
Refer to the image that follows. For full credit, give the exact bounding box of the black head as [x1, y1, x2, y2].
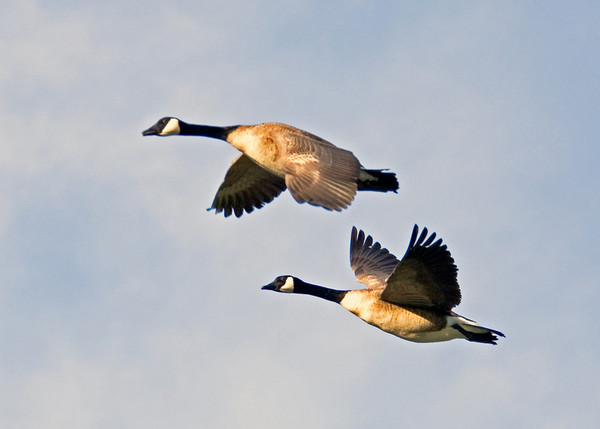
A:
[261, 276, 298, 293]
[142, 117, 181, 136]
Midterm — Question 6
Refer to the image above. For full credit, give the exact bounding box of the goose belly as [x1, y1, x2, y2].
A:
[340, 291, 460, 343]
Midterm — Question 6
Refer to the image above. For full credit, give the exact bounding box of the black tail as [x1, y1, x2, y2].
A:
[357, 169, 399, 193]
[452, 324, 506, 345]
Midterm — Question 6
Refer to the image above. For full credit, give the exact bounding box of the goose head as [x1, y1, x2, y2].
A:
[262, 275, 298, 293]
[142, 117, 181, 136]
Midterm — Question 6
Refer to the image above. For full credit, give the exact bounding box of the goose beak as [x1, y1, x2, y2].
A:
[261, 282, 276, 291]
[142, 125, 159, 136]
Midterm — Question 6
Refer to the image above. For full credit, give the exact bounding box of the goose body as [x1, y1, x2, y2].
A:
[142, 117, 398, 217]
[262, 225, 504, 344]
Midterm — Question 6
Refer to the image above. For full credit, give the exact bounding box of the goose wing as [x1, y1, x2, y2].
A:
[281, 131, 361, 211]
[211, 154, 287, 218]
[379, 225, 461, 311]
[350, 227, 400, 289]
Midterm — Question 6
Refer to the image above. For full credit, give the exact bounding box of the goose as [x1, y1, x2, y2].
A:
[262, 225, 505, 344]
[142, 117, 398, 217]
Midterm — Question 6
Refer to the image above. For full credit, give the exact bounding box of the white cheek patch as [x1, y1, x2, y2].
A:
[161, 118, 181, 135]
[279, 276, 295, 292]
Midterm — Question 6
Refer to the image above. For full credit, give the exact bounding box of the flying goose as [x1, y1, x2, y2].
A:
[262, 225, 505, 344]
[142, 117, 399, 217]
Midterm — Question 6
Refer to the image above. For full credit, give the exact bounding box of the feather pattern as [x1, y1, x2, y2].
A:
[281, 131, 361, 210]
[350, 227, 400, 289]
[379, 225, 461, 310]
[210, 154, 287, 217]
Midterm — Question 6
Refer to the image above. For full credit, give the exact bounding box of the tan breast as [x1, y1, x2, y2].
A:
[340, 289, 449, 341]
[226, 124, 284, 176]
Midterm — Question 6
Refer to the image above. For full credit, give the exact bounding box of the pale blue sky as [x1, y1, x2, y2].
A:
[2, 1, 599, 428]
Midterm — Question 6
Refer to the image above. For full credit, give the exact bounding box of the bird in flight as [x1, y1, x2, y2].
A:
[263, 225, 505, 344]
[142, 117, 398, 217]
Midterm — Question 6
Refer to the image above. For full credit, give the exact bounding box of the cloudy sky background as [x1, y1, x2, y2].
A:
[2, 1, 599, 427]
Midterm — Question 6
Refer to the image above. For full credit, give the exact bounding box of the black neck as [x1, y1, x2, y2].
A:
[294, 280, 347, 304]
[179, 122, 238, 140]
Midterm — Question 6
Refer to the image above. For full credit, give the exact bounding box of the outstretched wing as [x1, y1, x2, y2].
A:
[380, 225, 461, 311]
[350, 227, 400, 290]
[210, 154, 287, 218]
[281, 130, 361, 211]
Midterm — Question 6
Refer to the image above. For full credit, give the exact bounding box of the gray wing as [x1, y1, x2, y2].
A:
[380, 225, 462, 311]
[280, 131, 361, 211]
[350, 227, 400, 289]
[210, 154, 287, 218]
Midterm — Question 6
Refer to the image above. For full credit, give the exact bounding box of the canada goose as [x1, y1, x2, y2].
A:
[142, 117, 398, 217]
[262, 225, 505, 344]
